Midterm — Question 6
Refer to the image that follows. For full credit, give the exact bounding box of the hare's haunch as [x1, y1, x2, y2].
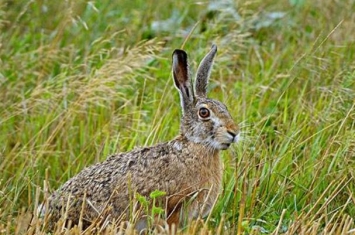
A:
[44, 45, 240, 231]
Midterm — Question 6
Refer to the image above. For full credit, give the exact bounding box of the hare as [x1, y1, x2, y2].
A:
[43, 44, 239, 232]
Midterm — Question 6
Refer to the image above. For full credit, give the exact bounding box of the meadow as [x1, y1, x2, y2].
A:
[1, 0, 355, 234]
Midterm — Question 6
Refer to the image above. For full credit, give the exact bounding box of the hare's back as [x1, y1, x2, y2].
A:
[53, 142, 190, 201]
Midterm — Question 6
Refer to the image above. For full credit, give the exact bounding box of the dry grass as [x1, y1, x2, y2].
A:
[1, 0, 355, 234]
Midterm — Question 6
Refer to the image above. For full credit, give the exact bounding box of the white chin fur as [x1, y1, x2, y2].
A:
[209, 140, 231, 150]
[188, 136, 233, 151]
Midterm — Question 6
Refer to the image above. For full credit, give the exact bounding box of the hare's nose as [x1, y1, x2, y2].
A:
[227, 130, 240, 143]
[227, 130, 237, 138]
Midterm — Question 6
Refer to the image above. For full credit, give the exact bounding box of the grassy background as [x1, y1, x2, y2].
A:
[1, 0, 355, 234]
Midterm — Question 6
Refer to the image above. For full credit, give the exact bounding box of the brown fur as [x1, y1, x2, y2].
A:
[44, 45, 239, 232]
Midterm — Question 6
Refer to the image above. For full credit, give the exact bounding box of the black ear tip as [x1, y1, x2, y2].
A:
[173, 49, 187, 62]
[211, 44, 217, 52]
[173, 49, 187, 57]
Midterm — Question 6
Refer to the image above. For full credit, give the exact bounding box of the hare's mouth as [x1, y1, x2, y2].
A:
[220, 142, 231, 150]
[222, 143, 231, 147]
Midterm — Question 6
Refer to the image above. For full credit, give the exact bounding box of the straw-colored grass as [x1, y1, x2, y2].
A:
[1, 0, 354, 234]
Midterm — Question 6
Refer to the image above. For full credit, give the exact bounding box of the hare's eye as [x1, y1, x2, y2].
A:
[198, 107, 210, 119]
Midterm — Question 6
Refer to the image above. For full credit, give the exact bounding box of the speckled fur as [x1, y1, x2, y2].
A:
[45, 45, 239, 231]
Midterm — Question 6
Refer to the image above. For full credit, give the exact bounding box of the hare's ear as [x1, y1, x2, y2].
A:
[172, 49, 194, 112]
[195, 44, 217, 98]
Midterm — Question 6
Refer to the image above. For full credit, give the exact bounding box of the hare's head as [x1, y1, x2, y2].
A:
[172, 45, 239, 151]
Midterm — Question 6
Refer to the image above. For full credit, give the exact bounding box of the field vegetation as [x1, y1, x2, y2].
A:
[1, 0, 355, 234]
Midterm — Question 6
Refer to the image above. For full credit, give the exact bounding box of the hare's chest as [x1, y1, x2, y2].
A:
[185, 155, 223, 219]
[199, 153, 222, 187]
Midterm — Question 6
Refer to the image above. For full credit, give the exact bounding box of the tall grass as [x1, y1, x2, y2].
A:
[1, 0, 354, 234]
